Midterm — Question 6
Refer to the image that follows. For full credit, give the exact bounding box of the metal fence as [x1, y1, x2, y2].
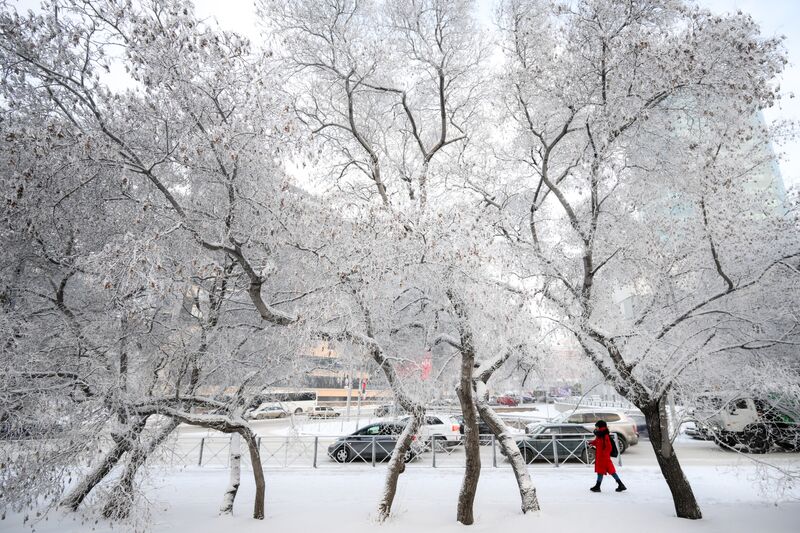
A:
[154, 434, 623, 470]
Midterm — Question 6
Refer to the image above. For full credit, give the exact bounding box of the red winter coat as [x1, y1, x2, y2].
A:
[590, 429, 616, 475]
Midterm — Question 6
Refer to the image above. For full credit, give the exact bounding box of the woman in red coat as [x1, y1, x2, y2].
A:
[589, 420, 626, 492]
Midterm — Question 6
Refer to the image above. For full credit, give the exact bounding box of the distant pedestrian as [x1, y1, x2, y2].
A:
[589, 420, 626, 493]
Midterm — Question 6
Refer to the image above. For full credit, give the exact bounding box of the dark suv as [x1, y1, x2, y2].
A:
[456, 415, 495, 445]
[328, 423, 423, 463]
[511, 423, 595, 463]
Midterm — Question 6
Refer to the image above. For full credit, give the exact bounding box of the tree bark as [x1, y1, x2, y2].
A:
[471, 345, 539, 514]
[447, 287, 481, 525]
[238, 426, 265, 519]
[580, 335, 703, 520]
[126, 406, 266, 519]
[456, 356, 480, 525]
[475, 388, 539, 513]
[376, 407, 425, 521]
[329, 291, 427, 522]
[219, 432, 242, 515]
[60, 417, 147, 511]
[642, 401, 702, 519]
[101, 418, 180, 519]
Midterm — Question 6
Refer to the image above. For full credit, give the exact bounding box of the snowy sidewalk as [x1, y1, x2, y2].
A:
[5, 465, 799, 532]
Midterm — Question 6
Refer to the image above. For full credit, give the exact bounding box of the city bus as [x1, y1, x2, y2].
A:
[259, 389, 318, 414]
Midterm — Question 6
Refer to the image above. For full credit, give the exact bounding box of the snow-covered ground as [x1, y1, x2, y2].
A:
[6, 406, 797, 532]
[4, 463, 798, 532]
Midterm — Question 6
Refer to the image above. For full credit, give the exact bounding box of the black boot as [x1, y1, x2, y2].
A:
[615, 481, 627, 492]
[590, 483, 601, 493]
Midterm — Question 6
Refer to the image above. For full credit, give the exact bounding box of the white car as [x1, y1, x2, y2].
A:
[308, 406, 340, 419]
[400, 413, 462, 449]
[244, 404, 288, 420]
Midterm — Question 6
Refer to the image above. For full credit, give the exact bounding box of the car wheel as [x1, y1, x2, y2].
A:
[613, 434, 628, 454]
[775, 430, 800, 452]
[333, 446, 350, 463]
[585, 446, 596, 464]
[430, 435, 446, 452]
[403, 449, 415, 463]
[295, 408, 303, 415]
[743, 425, 771, 454]
[520, 446, 534, 464]
[279, 412, 287, 418]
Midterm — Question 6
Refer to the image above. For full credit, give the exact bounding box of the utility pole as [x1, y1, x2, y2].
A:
[342, 353, 354, 432]
[355, 366, 364, 431]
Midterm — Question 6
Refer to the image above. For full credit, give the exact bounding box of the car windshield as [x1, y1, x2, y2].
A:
[527, 424, 546, 435]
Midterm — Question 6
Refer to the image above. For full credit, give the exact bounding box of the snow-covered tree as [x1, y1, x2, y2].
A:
[479, 0, 797, 519]
[0, 0, 319, 521]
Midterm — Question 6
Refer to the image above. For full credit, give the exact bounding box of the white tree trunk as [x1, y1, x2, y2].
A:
[376, 409, 424, 522]
[220, 433, 242, 515]
[475, 382, 540, 513]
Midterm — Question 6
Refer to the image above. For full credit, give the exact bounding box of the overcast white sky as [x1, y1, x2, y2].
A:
[11, 0, 800, 188]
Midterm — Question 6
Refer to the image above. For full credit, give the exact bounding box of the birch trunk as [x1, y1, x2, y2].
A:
[475, 383, 539, 513]
[376, 408, 424, 521]
[219, 432, 242, 515]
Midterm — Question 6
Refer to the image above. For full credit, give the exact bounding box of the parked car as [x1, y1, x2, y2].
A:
[683, 421, 709, 440]
[308, 406, 340, 419]
[327, 423, 424, 463]
[496, 395, 519, 407]
[691, 393, 800, 453]
[510, 423, 596, 463]
[541, 409, 639, 453]
[399, 414, 462, 448]
[456, 415, 497, 445]
[629, 413, 648, 439]
[245, 405, 288, 420]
